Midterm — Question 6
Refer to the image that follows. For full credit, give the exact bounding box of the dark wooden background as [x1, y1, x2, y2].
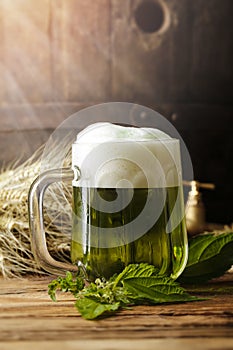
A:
[0, 0, 232, 224]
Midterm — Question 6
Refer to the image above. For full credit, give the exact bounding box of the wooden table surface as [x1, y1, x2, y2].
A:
[0, 273, 233, 350]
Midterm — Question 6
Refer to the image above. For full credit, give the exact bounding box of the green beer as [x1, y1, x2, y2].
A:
[71, 122, 188, 280]
[71, 186, 187, 280]
[28, 117, 189, 280]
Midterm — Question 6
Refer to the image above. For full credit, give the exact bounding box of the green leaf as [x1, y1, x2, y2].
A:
[48, 271, 85, 301]
[48, 263, 203, 320]
[113, 263, 159, 287]
[123, 276, 198, 304]
[75, 298, 120, 320]
[179, 231, 233, 284]
[48, 279, 60, 302]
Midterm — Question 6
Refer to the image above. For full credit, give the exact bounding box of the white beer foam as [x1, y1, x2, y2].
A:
[72, 123, 181, 188]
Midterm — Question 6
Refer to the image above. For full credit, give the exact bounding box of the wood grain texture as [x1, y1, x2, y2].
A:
[0, 129, 52, 166]
[111, 0, 192, 103]
[190, 0, 233, 103]
[1, 339, 233, 350]
[0, 274, 233, 349]
[0, 0, 52, 104]
[111, 0, 233, 104]
[50, 0, 111, 102]
[0, 0, 232, 105]
[0, 2, 4, 104]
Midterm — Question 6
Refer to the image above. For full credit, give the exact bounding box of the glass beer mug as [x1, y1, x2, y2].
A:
[29, 122, 188, 280]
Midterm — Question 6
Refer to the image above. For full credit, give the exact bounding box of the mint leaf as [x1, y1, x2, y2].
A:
[48, 271, 85, 301]
[124, 276, 198, 304]
[113, 263, 159, 287]
[48, 263, 202, 320]
[179, 231, 233, 284]
[75, 298, 120, 320]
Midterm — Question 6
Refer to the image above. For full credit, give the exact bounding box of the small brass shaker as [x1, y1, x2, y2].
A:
[183, 181, 215, 236]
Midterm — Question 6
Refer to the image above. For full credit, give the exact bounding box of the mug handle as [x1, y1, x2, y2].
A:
[28, 167, 78, 276]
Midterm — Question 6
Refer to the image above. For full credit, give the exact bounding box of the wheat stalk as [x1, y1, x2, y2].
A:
[0, 142, 72, 278]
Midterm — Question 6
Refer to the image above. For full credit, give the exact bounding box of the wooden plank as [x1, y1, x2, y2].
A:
[1, 339, 233, 350]
[111, 0, 233, 105]
[111, 0, 192, 103]
[0, 320, 233, 341]
[51, 0, 111, 102]
[0, 103, 90, 131]
[0, 102, 233, 131]
[1, 0, 51, 104]
[0, 0, 232, 107]
[0, 2, 5, 104]
[190, 0, 233, 103]
[0, 275, 233, 344]
[0, 129, 52, 165]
